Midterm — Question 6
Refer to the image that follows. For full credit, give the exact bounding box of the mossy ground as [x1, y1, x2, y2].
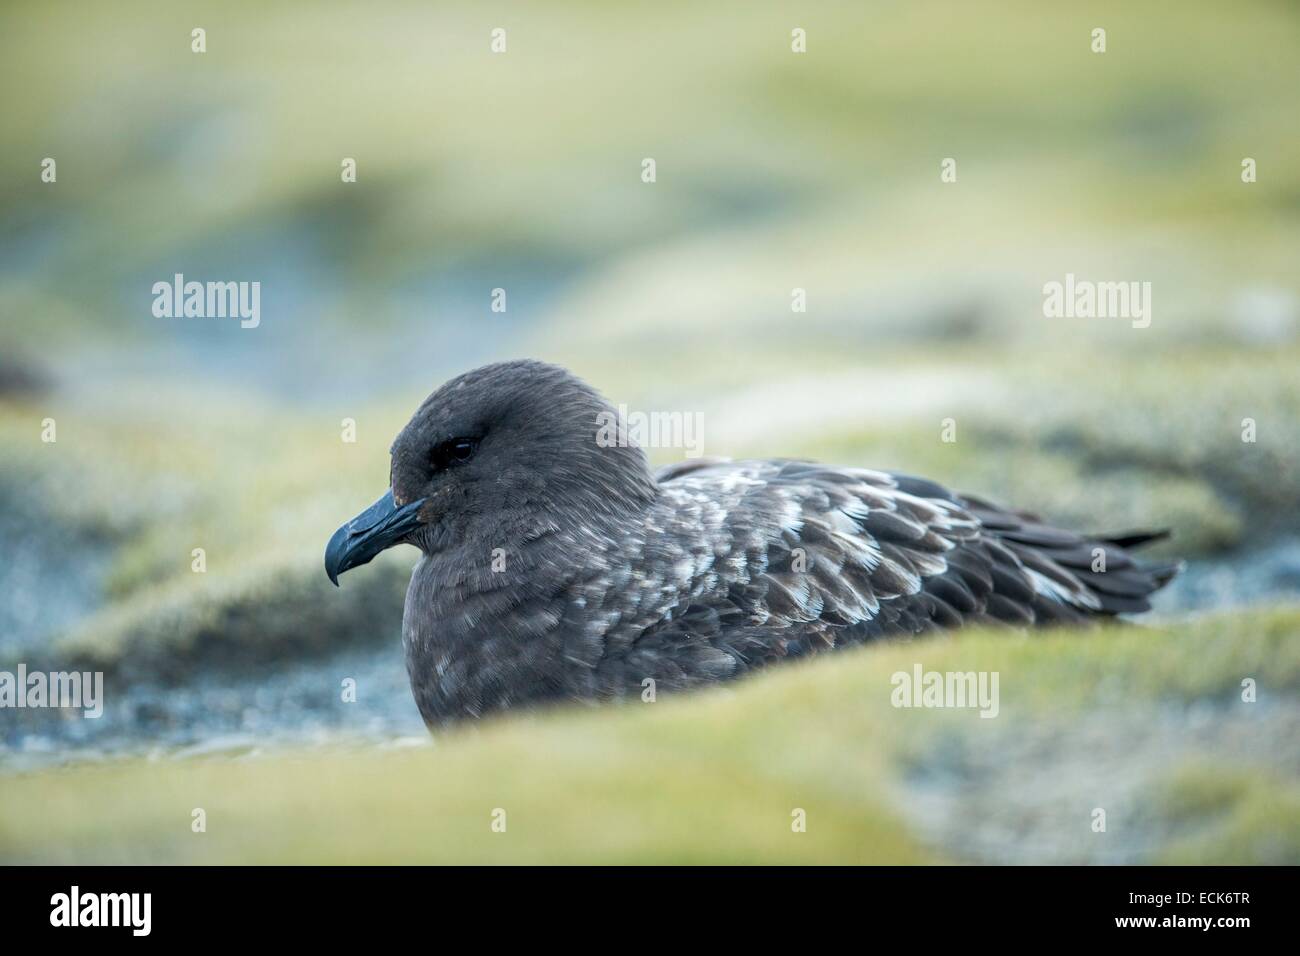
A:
[1, 608, 1296, 864]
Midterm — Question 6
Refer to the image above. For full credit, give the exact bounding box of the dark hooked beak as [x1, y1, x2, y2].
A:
[325, 489, 426, 586]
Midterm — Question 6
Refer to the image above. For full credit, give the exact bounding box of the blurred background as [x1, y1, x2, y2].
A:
[1, 1, 1298, 862]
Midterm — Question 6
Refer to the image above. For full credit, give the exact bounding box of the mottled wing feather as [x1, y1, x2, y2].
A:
[600, 459, 1175, 688]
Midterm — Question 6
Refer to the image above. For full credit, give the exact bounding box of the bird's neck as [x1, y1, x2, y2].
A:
[401, 500, 650, 725]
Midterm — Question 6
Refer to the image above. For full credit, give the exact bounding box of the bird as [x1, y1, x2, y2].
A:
[325, 360, 1179, 726]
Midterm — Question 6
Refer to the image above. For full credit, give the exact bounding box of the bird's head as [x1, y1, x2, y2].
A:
[325, 360, 656, 585]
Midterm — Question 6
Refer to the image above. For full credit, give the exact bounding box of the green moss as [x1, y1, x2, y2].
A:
[1154, 764, 1300, 865]
[3, 606, 1296, 864]
[52, 555, 411, 681]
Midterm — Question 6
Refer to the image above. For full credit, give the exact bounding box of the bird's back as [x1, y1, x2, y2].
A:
[573, 458, 1177, 696]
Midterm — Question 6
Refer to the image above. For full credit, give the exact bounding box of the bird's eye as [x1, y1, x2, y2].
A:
[432, 438, 478, 470]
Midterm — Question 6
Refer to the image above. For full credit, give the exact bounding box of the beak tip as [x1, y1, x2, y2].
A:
[325, 530, 346, 587]
[325, 490, 426, 588]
